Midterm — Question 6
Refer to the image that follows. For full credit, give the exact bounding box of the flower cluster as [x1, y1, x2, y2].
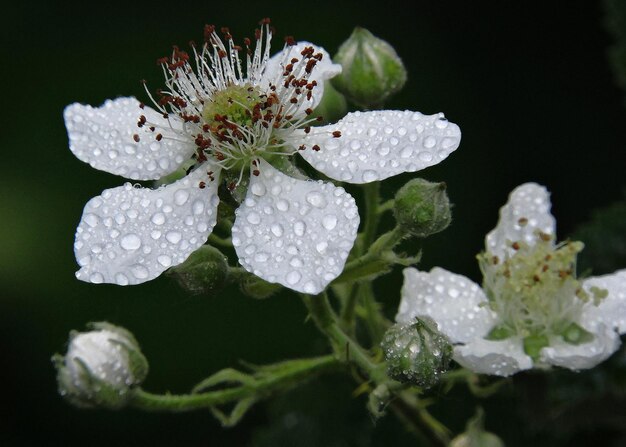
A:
[396, 183, 626, 376]
[64, 20, 461, 294]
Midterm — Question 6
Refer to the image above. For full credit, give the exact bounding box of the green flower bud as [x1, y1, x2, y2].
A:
[450, 408, 505, 447]
[168, 245, 229, 295]
[53, 322, 148, 409]
[332, 27, 407, 108]
[381, 317, 452, 388]
[393, 178, 452, 238]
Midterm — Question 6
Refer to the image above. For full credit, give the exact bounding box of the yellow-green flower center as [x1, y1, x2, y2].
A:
[202, 84, 262, 131]
[478, 234, 607, 359]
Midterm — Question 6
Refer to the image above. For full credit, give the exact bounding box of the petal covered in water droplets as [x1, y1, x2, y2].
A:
[231, 160, 359, 294]
[74, 164, 220, 285]
[297, 110, 461, 184]
[65, 97, 195, 180]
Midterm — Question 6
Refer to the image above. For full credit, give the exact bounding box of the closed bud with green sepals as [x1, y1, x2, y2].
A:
[381, 317, 452, 388]
[394, 178, 452, 238]
[332, 27, 407, 108]
[53, 322, 148, 409]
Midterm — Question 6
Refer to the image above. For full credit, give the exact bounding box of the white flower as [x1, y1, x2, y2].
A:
[64, 21, 461, 294]
[396, 183, 626, 376]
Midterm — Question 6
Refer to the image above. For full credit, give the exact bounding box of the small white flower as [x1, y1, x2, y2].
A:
[65, 21, 461, 294]
[396, 183, 626, 376]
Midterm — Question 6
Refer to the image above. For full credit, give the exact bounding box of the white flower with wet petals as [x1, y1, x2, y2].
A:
[65, 21, 461, 294]
[396, 183, 626, 376]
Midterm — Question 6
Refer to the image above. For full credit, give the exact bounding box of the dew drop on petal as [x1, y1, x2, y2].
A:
[322, 214, 338, 230]
[120, 234, 141, 250]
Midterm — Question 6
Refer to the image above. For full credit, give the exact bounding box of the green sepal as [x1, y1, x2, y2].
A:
[485, 325, 515, 341]
[210, 397, 258, 427]
[523, 334, 550, 360]
[561, 322, 595, 345]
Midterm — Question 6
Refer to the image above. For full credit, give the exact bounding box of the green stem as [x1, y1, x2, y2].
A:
[208, 233, 233, 248]
[360, 282, 389, 345]
[130, 355, 338, 412]
[361, 182, 381, 253]
[377, 199, 395, 215]
[333, 227, 406, 284]
[302, 292, 449, 446]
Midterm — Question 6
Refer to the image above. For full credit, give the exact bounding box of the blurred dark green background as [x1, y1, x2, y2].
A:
[2, 1, 626, 446]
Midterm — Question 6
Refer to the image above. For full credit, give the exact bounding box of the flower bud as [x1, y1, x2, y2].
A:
[53, 322, 148, 409]
[393, 178, 452, 238]
[381, 317, 452, 388]
[450, 408, 504, 447]
[332, 27, 407, 108]
[168, 245, 229, 295]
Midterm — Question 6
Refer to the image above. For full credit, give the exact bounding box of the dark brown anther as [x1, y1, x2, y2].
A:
[305, 108, 313, 115]
[312, 144, 320, 151]
[285, 36, 296, 46]
[298, 144, 306, 151]
[252, 169, 260, 176]
[156, 133, 163, 141]
[512, 242, 521, 250]
[149, 126, 155, 132]
[218, 49, 227, 58]
[244, 37, 251, 46]
[304, 126, 311, 134]
[539, 232, 552, 242]
[199, 181, 206, 189]
[289, 97, 298, 104]
[332, 131, 342, 138]
[316, 116, 323, 122]
[291, 57, 299, 63]
[533, 274, 541, 282]
[139, 102, 145, 109]
[518, 217, 528, 226]
[542, 264, 549, 272]
[255, 28, 261, 40]
[133, 134, 140, 142]
[492, 256, 499, 265]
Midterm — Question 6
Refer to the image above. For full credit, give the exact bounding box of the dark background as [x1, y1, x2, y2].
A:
[2, 1, 625, 445]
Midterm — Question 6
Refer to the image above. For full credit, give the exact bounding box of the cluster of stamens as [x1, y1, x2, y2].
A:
[478, 218, 607, 349]
[133, 19, 342, 191]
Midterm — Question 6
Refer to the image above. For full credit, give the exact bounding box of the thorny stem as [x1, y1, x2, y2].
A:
[129, 355, 338, 412]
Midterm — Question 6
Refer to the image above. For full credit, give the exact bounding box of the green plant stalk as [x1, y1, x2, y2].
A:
[302, 292, 450, 446]
[129, 355, 338, 412]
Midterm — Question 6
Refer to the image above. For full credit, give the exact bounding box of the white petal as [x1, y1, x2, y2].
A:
[539, 324, 620, 370]
[65, 97, 195, 180]
[262, 41, 342, 112]
[485, 183, 556, 259]
[231, 160, 359, 294]
[297, 110, 461, 184]
[580, 269, 626, 333]
[74, 164, 220, 285]
[397, 267, 496, 344]
[454, 337, 533, 377]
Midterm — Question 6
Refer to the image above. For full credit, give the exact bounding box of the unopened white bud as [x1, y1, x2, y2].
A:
[53, 322, 148, 409]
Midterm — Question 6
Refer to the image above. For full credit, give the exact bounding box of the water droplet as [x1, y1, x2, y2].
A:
[303, 281, 317, 294]
[246, 211, 261, 225]
[400, 146, 413, 158]
[131, 264, 149, 279]
[90, 272, 104, 283]
[316, 242, 328, 253]
[120, 234, 141, 250]
[362, 170, 379, 182]
[306, 191, 327, 208]
[83, 213, 99, 228]
[115, 273, 129, 285]
[157, 255, 172, 267]
[286, 271, 301, 285]
[322, 214, 337, 230]
[192, 200, 205, 215]
[254, 252, 269, 262]
[174, 189, 189, 206]
[448, 288, 460, 298]
[377, 146, 390, 156]
[294, 221, 306, 236]
[424, 136, 437, 148]
[290, 256, 304, 267]
[251, 182, 266, 196]
[271, 223, 284, 237]
[166, 231, 182, 244]
[151, 212, 165, 225]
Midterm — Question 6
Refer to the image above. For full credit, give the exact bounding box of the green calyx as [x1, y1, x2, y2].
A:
[393, 178, 452, 238]
[479, 237, 607, 359]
